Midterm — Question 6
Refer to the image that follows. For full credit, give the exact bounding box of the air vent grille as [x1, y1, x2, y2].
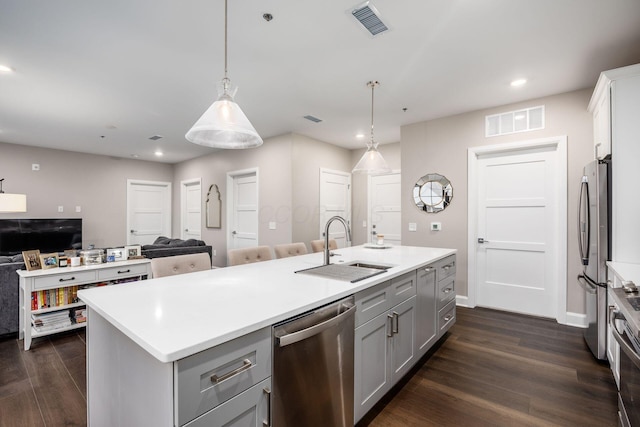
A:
[352, 3, 388, 36]
[148, 135, 163, 141]
[303, 115, 323, 123]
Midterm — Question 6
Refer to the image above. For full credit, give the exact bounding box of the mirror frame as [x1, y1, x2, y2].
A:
[413, 173, 453, 213]
[206, 184, 222, 228]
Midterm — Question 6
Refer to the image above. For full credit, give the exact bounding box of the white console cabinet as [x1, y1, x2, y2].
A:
[18, 259, 151, 350]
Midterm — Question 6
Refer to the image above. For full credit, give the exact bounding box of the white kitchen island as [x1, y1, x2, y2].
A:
[79, 245, 456, 426]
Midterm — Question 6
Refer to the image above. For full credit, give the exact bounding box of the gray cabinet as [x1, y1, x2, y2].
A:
[354, 272, 417, 422]
[415, 265, 437, 356]
[184, 378, 271, 427]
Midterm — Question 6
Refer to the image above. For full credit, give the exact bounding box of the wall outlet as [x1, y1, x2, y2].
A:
[32, 163, 40, 171]
[75, 206, 82, 213]
[431, 222, 442, 231]
[213, 249, 217, 256]
[57, 205, 64, 213]
[409, 222, 417, 232]
[269, 221, 276, 230]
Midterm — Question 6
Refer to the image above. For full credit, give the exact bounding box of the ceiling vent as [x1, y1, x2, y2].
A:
[351, 2, 388, 36]
[148, 135, 163, 141]
[303, 115, 323, 123]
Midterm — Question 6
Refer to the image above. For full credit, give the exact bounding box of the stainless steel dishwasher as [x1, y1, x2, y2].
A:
[273, 295, 355, 427]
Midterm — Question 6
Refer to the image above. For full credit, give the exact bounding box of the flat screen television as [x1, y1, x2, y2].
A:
[0, 219, 83, 256]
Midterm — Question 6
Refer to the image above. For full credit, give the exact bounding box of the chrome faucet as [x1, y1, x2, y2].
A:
[323, 215, 351, 265]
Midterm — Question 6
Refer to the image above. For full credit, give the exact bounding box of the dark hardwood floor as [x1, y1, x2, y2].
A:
[0, 307, 618, 426]
[358, 307, 618, 427]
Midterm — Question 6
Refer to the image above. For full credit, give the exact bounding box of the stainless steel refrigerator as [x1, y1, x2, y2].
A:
[578, 157, 611, 360]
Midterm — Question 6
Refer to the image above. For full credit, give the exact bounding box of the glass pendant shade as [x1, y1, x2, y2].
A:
[352, 143, 391, 174]
[185, 80, 263, 149]
[0, 193, 27, 213]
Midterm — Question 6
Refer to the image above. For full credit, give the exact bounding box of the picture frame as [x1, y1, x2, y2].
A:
[58, 256, 68, 268]
[107, 248, 126, 262]
[124, 245, 142, 259]
[39, 253, 59, 270]
[22, 250, 42, 271]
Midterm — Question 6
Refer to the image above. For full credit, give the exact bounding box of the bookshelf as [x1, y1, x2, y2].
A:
[18, 259, 152, 350]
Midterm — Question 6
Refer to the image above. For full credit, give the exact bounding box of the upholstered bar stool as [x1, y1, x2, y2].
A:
[310, 239, 337, 253]
[150, 253, 211, 278]
[227, 246, 273, 266]
[274, 242, 308, 259]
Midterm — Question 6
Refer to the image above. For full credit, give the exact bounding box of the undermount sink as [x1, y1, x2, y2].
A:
[295, 261, 392, 283]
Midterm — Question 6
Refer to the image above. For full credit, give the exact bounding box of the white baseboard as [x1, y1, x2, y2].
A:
[564, 311, 587, 328]
[456, 295, 471, 307]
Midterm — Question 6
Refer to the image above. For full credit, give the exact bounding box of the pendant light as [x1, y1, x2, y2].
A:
[0, 179, 27, 213]
[352, 81, 391, 174]
[185, 0, 263, 149]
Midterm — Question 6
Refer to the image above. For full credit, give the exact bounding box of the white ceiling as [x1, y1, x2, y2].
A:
[1, 0, 640, 164]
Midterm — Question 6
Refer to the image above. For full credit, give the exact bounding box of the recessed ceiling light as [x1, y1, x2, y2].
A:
[154, 150, 163, 157]
[355, 133, 365, 139]
[0, 65, 14, 73]
[510, 78, 527, 87]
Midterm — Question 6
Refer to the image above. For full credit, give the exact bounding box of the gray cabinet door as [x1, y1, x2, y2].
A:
[354, 312, 391, 422]
[415, 265, 437, 356]
[184, 378, 271, 427]
[389, 296, 416, 383]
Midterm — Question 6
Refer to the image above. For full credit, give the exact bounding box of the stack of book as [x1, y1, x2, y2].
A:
[71, 307, 87, 324]
[31, 310, 72, 332]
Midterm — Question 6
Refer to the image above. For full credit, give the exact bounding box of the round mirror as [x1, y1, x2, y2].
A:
[413, 173, 453, 213]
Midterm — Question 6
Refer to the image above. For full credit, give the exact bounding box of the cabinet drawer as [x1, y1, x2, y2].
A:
[33, 270, 96, 290]
[438, 256, 456, 280]
[184, 378, 271, 427]
[438, 300, 456, 336]
[389, 271, 417, 307]
[175, 327, 272, 426]
[355, 280, 392, 327]
[438, 275, 455, 308]
[97, 263, 149, 281]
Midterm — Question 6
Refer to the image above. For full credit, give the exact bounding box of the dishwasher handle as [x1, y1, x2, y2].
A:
[277, 303, 356, 347]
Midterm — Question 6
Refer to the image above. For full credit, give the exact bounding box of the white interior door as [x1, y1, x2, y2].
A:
[319, 168, 351, 248]
[227, 169, 258, 251]
[475, 145, 560, 318]
[181, 179, 201, 240]
[369, 172, 401, 246]
[127, 180, 172, 245]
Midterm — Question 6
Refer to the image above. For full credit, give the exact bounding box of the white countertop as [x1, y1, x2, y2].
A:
[607, 261, 640, 337]
[78, 245, 455, 363]
[608, 261, 640, 286]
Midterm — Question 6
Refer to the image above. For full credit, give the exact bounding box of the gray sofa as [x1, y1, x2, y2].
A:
[141, 237, 212, 262]
[0, 255, 24, 337]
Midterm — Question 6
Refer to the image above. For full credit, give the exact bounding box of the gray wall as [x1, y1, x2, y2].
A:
[401, 89, 594, 314]
[0, 142, 173, 249]
[291, 134, 351, 249]
[350, 143, 401, 246]
[173, 134, 294, 267]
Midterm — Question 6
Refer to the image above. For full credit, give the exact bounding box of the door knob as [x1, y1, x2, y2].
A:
[231, 230, 237, 235]
[477, 238, 489, 244]
[130, 229, 137, 234]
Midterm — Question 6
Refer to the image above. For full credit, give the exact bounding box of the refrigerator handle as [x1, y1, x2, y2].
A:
[578, 176, 590, 266]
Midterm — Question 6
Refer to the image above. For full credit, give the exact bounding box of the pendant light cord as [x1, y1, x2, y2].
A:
[224, 0, 228, 80]
[368, 81, 379, 148]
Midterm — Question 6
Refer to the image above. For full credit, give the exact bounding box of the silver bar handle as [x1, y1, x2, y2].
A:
[609, 306, 640, 370]
[262, 387, 271, 427]
[386, 314, 394, 337]
[392, 312, 399, 334]
[444, 314, 454, 322]
[424, 267, 434, 273]
[277, 303, 356, 347]
[443, 287, 453, 294]
[210, 359, 253, 383]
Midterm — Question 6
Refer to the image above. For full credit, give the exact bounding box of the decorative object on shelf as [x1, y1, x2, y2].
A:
[58, 257, 68, 267]
[22, 250, 41, 271]
[413, 173, 453, 213]
[107, 248, 126, 262]
[81, 249, 104, 265]
[352, 81, 391, 174]
[185, 0, 263, 149]
[0, 178, 27, 213]
[206, 184, 222, 228]
[125, 245, 142, 259]
[39, 253, 59, 270]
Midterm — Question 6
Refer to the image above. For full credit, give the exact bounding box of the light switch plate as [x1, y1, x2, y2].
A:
[269, 222, 276, 230]
[58, 205, 64, 212]
[409, 222, 417, 232]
